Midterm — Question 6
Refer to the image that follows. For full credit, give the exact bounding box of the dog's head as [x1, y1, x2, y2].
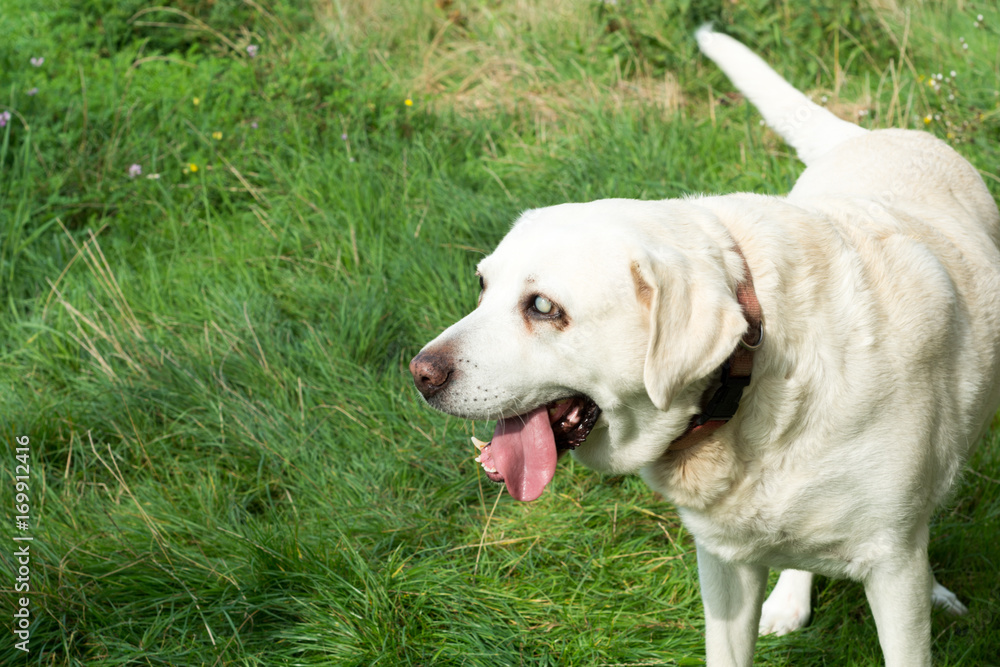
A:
[410, 198, 747, 500]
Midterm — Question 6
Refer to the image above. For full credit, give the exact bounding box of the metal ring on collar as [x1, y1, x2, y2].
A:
[739, 318, 765, 351]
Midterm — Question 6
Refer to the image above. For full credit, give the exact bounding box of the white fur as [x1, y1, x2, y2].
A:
[413, 28, 1000, 665]
[695, 26, 867, 166]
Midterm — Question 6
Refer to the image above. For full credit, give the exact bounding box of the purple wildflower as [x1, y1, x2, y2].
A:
[128, 164, 142, 178]
[30, 57, 44, 67]
[0, 111, 11, 127]
[246, 44, 259, 58]
[27, 87, 38, 96]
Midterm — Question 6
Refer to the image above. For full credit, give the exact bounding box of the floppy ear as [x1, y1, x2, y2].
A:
[632, 250, 748, 411]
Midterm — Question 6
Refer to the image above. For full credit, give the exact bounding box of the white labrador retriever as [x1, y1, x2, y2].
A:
[410, 27, 1000, 666]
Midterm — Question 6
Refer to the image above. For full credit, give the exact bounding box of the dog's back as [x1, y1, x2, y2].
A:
[696, 26, 1000, 246]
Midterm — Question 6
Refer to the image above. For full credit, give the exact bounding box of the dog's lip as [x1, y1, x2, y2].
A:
[547, 395, 602, 451]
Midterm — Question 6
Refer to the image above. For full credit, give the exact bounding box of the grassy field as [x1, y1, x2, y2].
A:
[2, 0, 999, 664]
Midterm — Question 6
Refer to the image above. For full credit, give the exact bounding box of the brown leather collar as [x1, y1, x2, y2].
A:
[667, 246, 764, 452]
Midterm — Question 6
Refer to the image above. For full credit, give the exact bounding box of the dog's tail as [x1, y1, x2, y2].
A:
[696, 26, 867, 167]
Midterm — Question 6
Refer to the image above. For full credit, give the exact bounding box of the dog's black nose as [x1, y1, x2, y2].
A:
[409, 349, 453, 399]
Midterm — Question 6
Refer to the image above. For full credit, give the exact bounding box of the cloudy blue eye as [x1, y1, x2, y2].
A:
[533, 295, 553, 314]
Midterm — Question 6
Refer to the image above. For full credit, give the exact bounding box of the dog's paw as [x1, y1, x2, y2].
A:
[931, 579, 968, 615]
[759, 570, 813, 636]
[759, 596, 811, 636]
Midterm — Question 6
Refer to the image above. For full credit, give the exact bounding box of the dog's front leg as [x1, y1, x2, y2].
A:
[864, 555, 933, 667]
[697, 542, 768, 666]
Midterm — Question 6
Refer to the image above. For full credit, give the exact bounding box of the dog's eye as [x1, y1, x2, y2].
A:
[478, 274, 485, 290]
[525, 293, 568, 328]
[533, 295, 553, 314]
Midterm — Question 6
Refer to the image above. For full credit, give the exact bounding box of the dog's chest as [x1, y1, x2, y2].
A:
[676, 500, 883, 579]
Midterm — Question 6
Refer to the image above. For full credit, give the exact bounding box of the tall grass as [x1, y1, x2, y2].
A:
[1, 0, 999, 664]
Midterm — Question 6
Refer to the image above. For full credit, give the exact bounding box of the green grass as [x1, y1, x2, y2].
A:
[1, 0, 999, 664]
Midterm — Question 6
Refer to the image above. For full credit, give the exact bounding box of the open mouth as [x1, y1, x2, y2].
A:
[472, 396, 601, 502]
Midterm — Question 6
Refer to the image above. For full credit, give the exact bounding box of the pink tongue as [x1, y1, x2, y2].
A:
[491, 406, 558, 502]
